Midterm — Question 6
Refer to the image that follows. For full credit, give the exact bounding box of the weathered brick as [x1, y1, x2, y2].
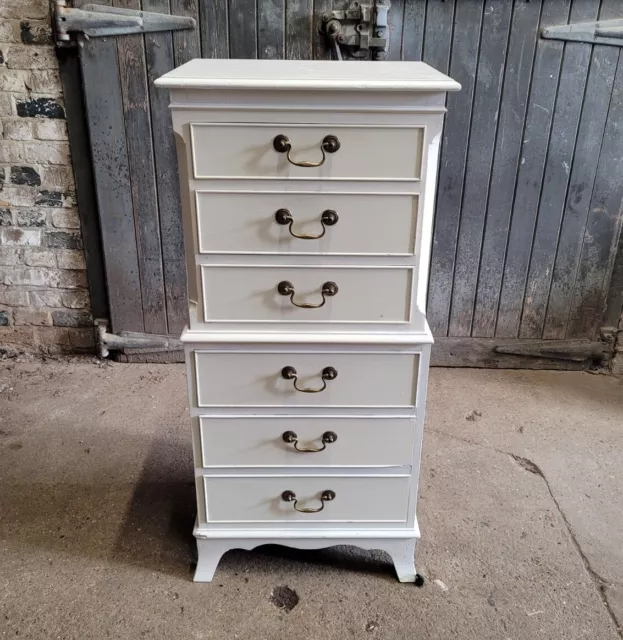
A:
[34, 118, 67, 140]
[0, 20, 20, 42]
[51, 209, 80, 228]
[52, 310, 92, 327]
[3, 118, 33, 140]
[27, 70, 62, 95]
[20, 20, 52, 45]
[0, 208, 13, 226]
[0, 325, 82, 354]
[43, 230, 82, 249]
[16, 209, 46, 227]
[61, 290, 90, 309]
[10, 165, 41, 185]
[0, 0, 49, 20]
[0, 310, 10, 326]
[57, 270, 87, 289]
[69, 327, 95, 350]
[0, 187, 36, 208]
[16, 96, 65, 118]
[4, 267, 49, 286]
[56, 250, 85, 270]
[5, 45, 57, 70]
[0, 326, 27, 346]
[35, 190, 62, 206]
[23, 141, 70, 165]
[42, 166, 74, 188]
[0, 94, 13, 117]
[36, 189, 74, 207]
[14, 307, 51, 326]
[22, 248, 55, 267]
[0, 71, 27, 92]
[0, 248, 20, 266]
[15, 209, 46, 228]
[29, 289, 62, 308]
[0, 141, 24, 163]
[0, 288, 28, 307]
[1, 227, 41, 246]
[41, 327, 73, 351]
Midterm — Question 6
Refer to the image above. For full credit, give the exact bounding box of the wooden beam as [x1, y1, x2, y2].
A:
[430, 337, 610, 370]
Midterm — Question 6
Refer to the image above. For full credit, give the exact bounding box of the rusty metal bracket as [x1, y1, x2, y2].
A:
[53, 0, 195, 47]
[321, 0, 391, 60]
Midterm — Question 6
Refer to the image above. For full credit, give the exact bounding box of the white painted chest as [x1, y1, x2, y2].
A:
[156, 59, 459, 582]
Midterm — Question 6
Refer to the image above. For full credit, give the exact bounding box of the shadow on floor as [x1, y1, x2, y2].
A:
[244, 544, 397, 579]
[2, 432, 399, 582]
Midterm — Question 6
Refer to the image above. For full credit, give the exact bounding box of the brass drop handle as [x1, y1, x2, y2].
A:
[277, 280, 338, 308]
[282, 430, 338, 452]
[281, 365, 337, 393]
[273, 134, 340, 167]
[275, 208, 338, 239]
[281, 489, 336, 513]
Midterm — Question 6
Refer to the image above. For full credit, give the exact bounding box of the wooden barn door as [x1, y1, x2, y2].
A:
[60, 0, 330, 343]
[406, 0, 623, 368]
[60, 0, 200, 338]
[60, 0, 623, 368]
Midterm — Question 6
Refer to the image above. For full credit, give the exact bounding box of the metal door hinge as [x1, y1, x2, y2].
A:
[95, 319, 182, 358]
[53, 0, 195, 47]
[321, 0, 391, 60]
[542, 18, 623, 46]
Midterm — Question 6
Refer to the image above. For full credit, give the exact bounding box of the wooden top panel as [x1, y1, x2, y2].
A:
[155, 59, 460, 92]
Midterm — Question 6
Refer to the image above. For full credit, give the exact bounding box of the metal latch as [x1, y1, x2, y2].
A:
[321, 0, 391, 60]
[542, 18, 623, 46]
[53, 0, 195, 47]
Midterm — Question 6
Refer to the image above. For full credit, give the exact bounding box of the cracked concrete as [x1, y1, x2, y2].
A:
[0, 361, 621, 639]
[511, 451, 619, 635]
[427, 369, 623, 638]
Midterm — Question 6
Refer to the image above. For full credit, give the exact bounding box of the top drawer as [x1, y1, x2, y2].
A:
[190, 123, 424, 181]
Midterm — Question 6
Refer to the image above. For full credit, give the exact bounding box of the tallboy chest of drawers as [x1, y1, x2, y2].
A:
[155, 60, 459, 582]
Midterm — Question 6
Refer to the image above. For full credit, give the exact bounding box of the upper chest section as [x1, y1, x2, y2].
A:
[156, 60, 459, 184]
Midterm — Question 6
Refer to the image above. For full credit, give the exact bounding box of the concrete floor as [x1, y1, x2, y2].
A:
[0, 360, 621, 640]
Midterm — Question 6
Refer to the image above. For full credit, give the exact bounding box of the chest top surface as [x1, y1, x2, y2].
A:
[154, 59, 460, 93]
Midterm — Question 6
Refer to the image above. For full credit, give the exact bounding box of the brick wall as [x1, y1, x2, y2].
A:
[0, 0, 93, 354]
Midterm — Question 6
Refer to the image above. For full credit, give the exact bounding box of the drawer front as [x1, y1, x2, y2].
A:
[196, 191, 419, 256]
[194, 351, 419, 408]
[201, 475, 410, 523]
[200, 266, 413, 324]
[190, 123, 423, 180]
[197, 417, 415, 467]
